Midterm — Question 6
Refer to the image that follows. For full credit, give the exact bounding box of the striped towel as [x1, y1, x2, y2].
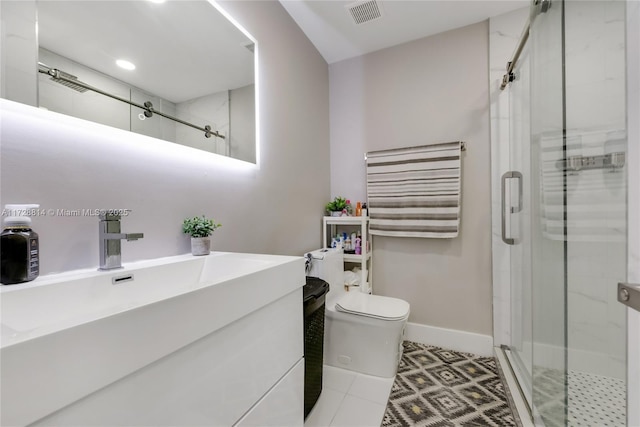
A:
[366, 141, 463, 238]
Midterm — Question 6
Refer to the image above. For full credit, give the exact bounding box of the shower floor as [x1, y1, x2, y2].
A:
[532, 367, 626, 427]
[567, 370, 626, 427]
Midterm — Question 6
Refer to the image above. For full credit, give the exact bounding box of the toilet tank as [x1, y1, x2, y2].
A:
[305, 248, 343, 290]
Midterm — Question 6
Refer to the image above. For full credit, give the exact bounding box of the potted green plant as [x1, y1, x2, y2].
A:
[325, 196, 352, 217]
[182, 215, 222, 256]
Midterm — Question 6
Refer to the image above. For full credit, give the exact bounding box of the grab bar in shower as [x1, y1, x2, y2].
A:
[618, 282, 640, 312]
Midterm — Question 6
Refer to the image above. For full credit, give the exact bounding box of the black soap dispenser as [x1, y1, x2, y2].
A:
[1, 204, 40, 285]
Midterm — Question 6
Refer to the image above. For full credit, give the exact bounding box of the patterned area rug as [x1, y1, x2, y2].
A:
[382, 341, 516, 427]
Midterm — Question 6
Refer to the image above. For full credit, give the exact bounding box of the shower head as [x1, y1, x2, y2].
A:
[38, 63, 89, 93]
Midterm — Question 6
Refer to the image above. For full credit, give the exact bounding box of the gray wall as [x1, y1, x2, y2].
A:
[329, 21, 493, 335]
[0, 0, 330, 275]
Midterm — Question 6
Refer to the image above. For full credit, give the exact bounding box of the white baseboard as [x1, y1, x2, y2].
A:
[404, 322, 494, 357]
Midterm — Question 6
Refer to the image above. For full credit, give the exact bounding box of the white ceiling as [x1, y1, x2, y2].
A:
[279, 0, 528, 64]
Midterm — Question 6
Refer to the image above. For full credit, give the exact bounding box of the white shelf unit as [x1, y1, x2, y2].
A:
[322, 216, 372, 293]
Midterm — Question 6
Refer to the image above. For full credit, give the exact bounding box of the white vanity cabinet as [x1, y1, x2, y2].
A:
[322, 216, 372, 293]
[29, 289, 305, 427]
[1, 252, 305, 427]
[234, 358, 304, 426]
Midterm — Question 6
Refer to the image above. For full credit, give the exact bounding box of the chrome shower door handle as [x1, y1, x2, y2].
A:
[501, 171, 523, 245]
[501, 172, 514, 245]
[511, 171, 523, 213]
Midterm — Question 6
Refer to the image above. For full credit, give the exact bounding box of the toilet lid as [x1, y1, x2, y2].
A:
[335, 292, 410, 321]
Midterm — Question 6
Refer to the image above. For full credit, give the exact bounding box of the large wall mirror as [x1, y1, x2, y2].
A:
[1, 0, 257, 163]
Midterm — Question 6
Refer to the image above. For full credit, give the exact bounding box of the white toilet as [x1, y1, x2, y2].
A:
[306, 248, 410, 378]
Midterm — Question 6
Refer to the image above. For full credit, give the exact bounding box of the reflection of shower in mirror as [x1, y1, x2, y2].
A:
[1, 0, 257, 163]
[37, 61, 224, 140]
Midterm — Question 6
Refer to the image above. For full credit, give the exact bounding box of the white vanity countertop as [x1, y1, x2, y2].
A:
[0, 251, 303, 348]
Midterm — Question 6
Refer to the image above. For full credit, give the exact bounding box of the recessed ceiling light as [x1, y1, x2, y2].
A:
[116, 59, 136, 71]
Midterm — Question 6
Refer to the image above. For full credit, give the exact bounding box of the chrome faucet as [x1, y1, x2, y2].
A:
[98, 212, 143, 270]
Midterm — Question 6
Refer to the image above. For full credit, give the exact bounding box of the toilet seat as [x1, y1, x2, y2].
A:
[335, 291, 410, 321]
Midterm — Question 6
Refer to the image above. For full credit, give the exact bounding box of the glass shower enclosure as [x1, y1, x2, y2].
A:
[502, 0, 628, 425]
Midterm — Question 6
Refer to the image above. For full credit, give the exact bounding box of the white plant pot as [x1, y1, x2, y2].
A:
[190, 237, 211, 256]
[330, 211, 342, 217]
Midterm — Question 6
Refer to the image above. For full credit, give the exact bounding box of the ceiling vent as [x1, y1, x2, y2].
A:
[346, 0, 383, 25]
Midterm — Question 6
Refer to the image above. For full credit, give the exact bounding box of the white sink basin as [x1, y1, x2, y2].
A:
[1, 252, 281, 346]
[0, 251, 305, 426]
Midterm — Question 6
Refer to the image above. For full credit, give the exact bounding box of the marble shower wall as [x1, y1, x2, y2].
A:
[564, 0, 627, 379]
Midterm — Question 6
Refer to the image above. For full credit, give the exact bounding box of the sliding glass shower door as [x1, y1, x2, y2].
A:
[506, 39, 533, 409]
[505, 0, 628, 425]
[529, 1, 568, 424]
[506, 1, 567, 424]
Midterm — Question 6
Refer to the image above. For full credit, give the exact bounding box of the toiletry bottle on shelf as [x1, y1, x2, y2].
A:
[362, 203, 368, 216]
[355, 236, 362, 255]
[355, 202, 362, 216]
[1, 204, 40, 285]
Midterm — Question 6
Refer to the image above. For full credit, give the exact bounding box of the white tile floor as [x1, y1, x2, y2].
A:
[304, 365, 395, 427]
